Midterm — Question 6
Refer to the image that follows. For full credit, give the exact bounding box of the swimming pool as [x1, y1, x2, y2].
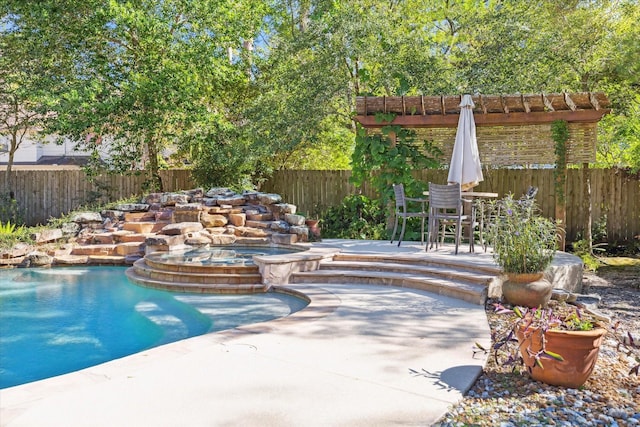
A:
[0, 266, 308, 389]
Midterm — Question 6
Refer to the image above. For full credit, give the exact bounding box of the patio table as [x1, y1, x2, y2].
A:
[423, 191, 498, 252]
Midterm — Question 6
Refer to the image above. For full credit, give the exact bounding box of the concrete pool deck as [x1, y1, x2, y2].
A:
[1, 240, 495, 426]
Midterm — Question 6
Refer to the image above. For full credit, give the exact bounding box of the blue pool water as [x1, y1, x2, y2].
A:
[0, 267, 308, 389]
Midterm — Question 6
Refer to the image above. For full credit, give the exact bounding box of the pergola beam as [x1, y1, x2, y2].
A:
[354, 92, 611, 128]
[354, 109, 610, 128]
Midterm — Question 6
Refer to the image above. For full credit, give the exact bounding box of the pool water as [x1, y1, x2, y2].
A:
[0, 267, 308, 389]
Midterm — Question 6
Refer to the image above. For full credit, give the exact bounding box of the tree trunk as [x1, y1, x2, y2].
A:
[4, 133, 18, 199]
[582, 162, 593, 253]
[146, 139, 163, 192]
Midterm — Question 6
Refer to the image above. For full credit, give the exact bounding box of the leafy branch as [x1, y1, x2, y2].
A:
[552, 120, 569, 204]
[350, 124, 442, 206]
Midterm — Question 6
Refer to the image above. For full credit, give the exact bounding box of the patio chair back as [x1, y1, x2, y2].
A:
[427, 183, 468, 254]
[390, 183, 428, 246]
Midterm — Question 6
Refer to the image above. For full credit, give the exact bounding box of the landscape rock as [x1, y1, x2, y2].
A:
[61, 222, 81, 236]
[209, 234, 237, 245]
[289, 226, 309, 242]
[233, 226, 269, 238]
[205, 187, 234, 198]
[1, 242, 32, 259]
[257, 193, 282, 205]
[200, 213, 228, 228]
[114, 203, 149, 212]
[160, 222, 204, 235]
[215, 195, 246, 206]
[71, 212, 103, 223]
[145, 234, 186, 247]
[21, 251, 53, 267]
[270, 203, 296, 219]
[143, 193, 163, 204]
[31, 228, 63, 243]
[270, 221, 291, 233]
[183, 188, 204, 200]
[285, 213, 306, 226]
[173, 211, 201, 223]
[102, 210, 126, 221]
[174, 203, 203, 212]
[228, 213, 246, 227]
[185, 234, 211, 246]
[161, 193, 189, 206]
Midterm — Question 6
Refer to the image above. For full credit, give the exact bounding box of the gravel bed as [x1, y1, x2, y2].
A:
[436, 270, 640, 427]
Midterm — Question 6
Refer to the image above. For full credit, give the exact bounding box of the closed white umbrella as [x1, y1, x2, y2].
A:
[448, 94, 484, 191]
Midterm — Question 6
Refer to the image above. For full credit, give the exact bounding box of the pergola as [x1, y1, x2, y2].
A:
[353, 92, 611, 249]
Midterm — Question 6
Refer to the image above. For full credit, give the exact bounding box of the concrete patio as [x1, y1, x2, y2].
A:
[0, 240, 581, 426]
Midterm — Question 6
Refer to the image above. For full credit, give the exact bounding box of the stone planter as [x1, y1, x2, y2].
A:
[502, 273, 553, 308]
[516, 325, 607, 388]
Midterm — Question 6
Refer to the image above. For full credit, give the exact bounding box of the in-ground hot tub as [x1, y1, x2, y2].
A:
[125, 244, 336, 294]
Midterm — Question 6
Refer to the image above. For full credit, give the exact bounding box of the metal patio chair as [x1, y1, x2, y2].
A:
[427, 182, 474, 254]
[390, 183, 429, 246]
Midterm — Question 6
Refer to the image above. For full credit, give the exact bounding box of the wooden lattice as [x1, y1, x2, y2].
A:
[379, 122, 598, 165]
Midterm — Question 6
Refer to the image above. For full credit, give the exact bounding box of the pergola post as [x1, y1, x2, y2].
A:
[582, 162, 593, 253]
[555, 167, 567, 251]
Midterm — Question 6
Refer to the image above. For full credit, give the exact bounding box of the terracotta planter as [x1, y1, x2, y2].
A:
[502, 273, 553, 308]
[516, 326, 607, 388]
[305, 220, 321, 239]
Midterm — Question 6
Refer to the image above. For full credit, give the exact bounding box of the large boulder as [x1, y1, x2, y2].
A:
[161, 193, 189, 206]
[205, 187, 234, 198]
[215, 195, 247, 206]
[114, 203, 149, 212]
[21, 251, 53, 267]
[257, 193, 282, 205]
[30, 228, 63, 243]
[284, 213, 305, 226]
[159, 222, 204, 235]
[201, 213, 228, 227]
[71, 212, 103, 223]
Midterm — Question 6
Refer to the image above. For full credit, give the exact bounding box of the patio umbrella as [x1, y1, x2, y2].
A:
[447, 94, 484, 191]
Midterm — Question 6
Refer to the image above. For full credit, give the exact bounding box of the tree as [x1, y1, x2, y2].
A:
[45, 0, 263, 191]
[0, 1, 82, 196]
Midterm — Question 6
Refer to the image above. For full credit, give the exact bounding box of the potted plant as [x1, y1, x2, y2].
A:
[486, 194, 559, 307]
[491, 302, 608, 388]
[488, 301, 639, 388]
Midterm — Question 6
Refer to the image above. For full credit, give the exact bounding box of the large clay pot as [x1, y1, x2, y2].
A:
[502, 273, 553, 308]
[516, 326, 607, 388]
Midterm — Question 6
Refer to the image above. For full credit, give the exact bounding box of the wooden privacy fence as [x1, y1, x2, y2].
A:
[2, 168, 638, 244]
[2, 169, 195, 226]
[262, 168, 640, 245]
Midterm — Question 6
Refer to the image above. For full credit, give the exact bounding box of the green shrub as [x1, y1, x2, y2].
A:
[571, 239, 602, 272]
[321, 195, 387, 240]
[0, 194, 25, 226]
[0, 220, 32, 250]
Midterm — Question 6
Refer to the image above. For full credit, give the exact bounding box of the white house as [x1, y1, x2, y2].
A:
[0, 134, 108, 165]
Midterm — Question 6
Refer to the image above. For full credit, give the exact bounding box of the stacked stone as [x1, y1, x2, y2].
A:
[0, 188, 312, 268]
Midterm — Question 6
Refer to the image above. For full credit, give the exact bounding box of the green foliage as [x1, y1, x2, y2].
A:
[552, 120, 569, 204]
[571, 239, 601, 272]
[487, 195, 559, 274]
[351, 125, 441, 206]
[0, 194, 24, 226]
[3, 0, 640, 178]
[0, 221, 17, 235]
[321, 195, 386, 240]
[596, 97, 640, 172]
[0, 220, 31, 250]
